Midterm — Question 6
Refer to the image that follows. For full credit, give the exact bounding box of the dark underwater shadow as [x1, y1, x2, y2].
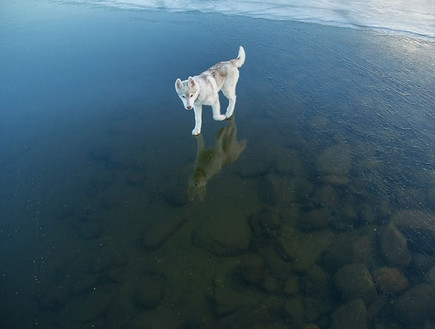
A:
[188, 116, 248, 201]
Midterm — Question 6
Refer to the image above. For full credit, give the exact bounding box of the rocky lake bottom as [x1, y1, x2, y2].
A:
[0, 2, 434, 329]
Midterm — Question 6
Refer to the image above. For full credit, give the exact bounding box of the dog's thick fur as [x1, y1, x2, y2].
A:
[175, 46, 246, 135]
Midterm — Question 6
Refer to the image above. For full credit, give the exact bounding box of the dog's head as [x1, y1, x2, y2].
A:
[175, 76, 199, 110]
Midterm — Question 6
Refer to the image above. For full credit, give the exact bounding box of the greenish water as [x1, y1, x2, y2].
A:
[0, 1, 434, 328]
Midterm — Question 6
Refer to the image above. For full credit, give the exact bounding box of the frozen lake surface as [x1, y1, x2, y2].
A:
[0, 0, 434, 328]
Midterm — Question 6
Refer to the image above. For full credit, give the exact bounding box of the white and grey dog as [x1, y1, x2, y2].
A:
[175, 46, 246, 135]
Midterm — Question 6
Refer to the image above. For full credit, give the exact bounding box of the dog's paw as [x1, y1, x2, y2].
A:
[225, 113, 234, 119]
[192, 128, 201, 135]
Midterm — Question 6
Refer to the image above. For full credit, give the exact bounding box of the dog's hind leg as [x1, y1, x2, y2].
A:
[222, 88, 236, 119]
[211, 100, 226, 121]
[222, 70, 239, 118]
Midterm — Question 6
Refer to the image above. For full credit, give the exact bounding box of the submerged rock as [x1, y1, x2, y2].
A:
[330, 299, 367, 329]
[375, 199, 393, 222]
[256, 173, 302, 206]
[278, 226, 332, 272]
[284, 275, 300, 296]
[262, 272, 282, 294]
[212, 260, 264, 315]
[249, 207, 282, 238]
[358, 203, 376, 223]
[353, 231, 376, 268]
[256, 173, 282, 206]
[303, 297, 332, 323]
[316, 143, 352, 177]
[319, 174, 350, 186]
[313, 185, 340, 209]
[391, 210, 435, 254]
[216, 296, 283, 329]
[303, 265, 329, 299]
[413, 253, 435, 273]
[193, 209, 251, 256]
[366, 294, 387, 321]
[236, 255, 266, 286]
[394, 284, 435, 324]
[379, 223, 411, 268]
[426, 266, 435, 284]
[275, 148, 307, 177]
[334, 263, 377, 304]
[284, 297, 305, 327]
[297, 208, 332, 231]
[331, 199, 360, 231]
[321, 233, 355, 271]
[260, 246, 293, 281]
[373, 267, 409, 295]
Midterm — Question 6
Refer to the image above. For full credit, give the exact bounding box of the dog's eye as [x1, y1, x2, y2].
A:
[181, 95, 185, 98]
[189, 94, 194, 98]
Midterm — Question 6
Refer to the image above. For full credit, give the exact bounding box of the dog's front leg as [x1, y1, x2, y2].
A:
[192, 105, 203, 135]
[211, 100, 226, 121]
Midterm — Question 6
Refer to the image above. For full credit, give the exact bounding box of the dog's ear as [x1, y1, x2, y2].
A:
[188, 76, 196, 87]
[175, 78, 182, 90]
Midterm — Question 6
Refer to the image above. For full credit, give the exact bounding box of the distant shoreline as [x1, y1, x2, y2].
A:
[68, 0, 435, 42]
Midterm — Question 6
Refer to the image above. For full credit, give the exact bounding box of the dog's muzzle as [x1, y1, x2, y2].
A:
[186, 106, 193, 110]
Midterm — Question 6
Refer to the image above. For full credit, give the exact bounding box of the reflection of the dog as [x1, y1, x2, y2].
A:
[188, 117, 247, 201]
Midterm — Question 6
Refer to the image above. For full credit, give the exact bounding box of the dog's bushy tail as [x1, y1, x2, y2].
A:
[232, 46, 246, 68]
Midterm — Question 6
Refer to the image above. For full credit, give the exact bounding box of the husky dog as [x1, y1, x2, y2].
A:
[175, 46, 246, 135]
[188, 117, 247, 201]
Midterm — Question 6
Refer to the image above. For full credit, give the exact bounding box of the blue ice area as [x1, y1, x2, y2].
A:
[0, 0, 434, 328]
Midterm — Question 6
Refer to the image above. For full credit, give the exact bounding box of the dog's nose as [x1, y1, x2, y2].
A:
[187, 106, 192, 110]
